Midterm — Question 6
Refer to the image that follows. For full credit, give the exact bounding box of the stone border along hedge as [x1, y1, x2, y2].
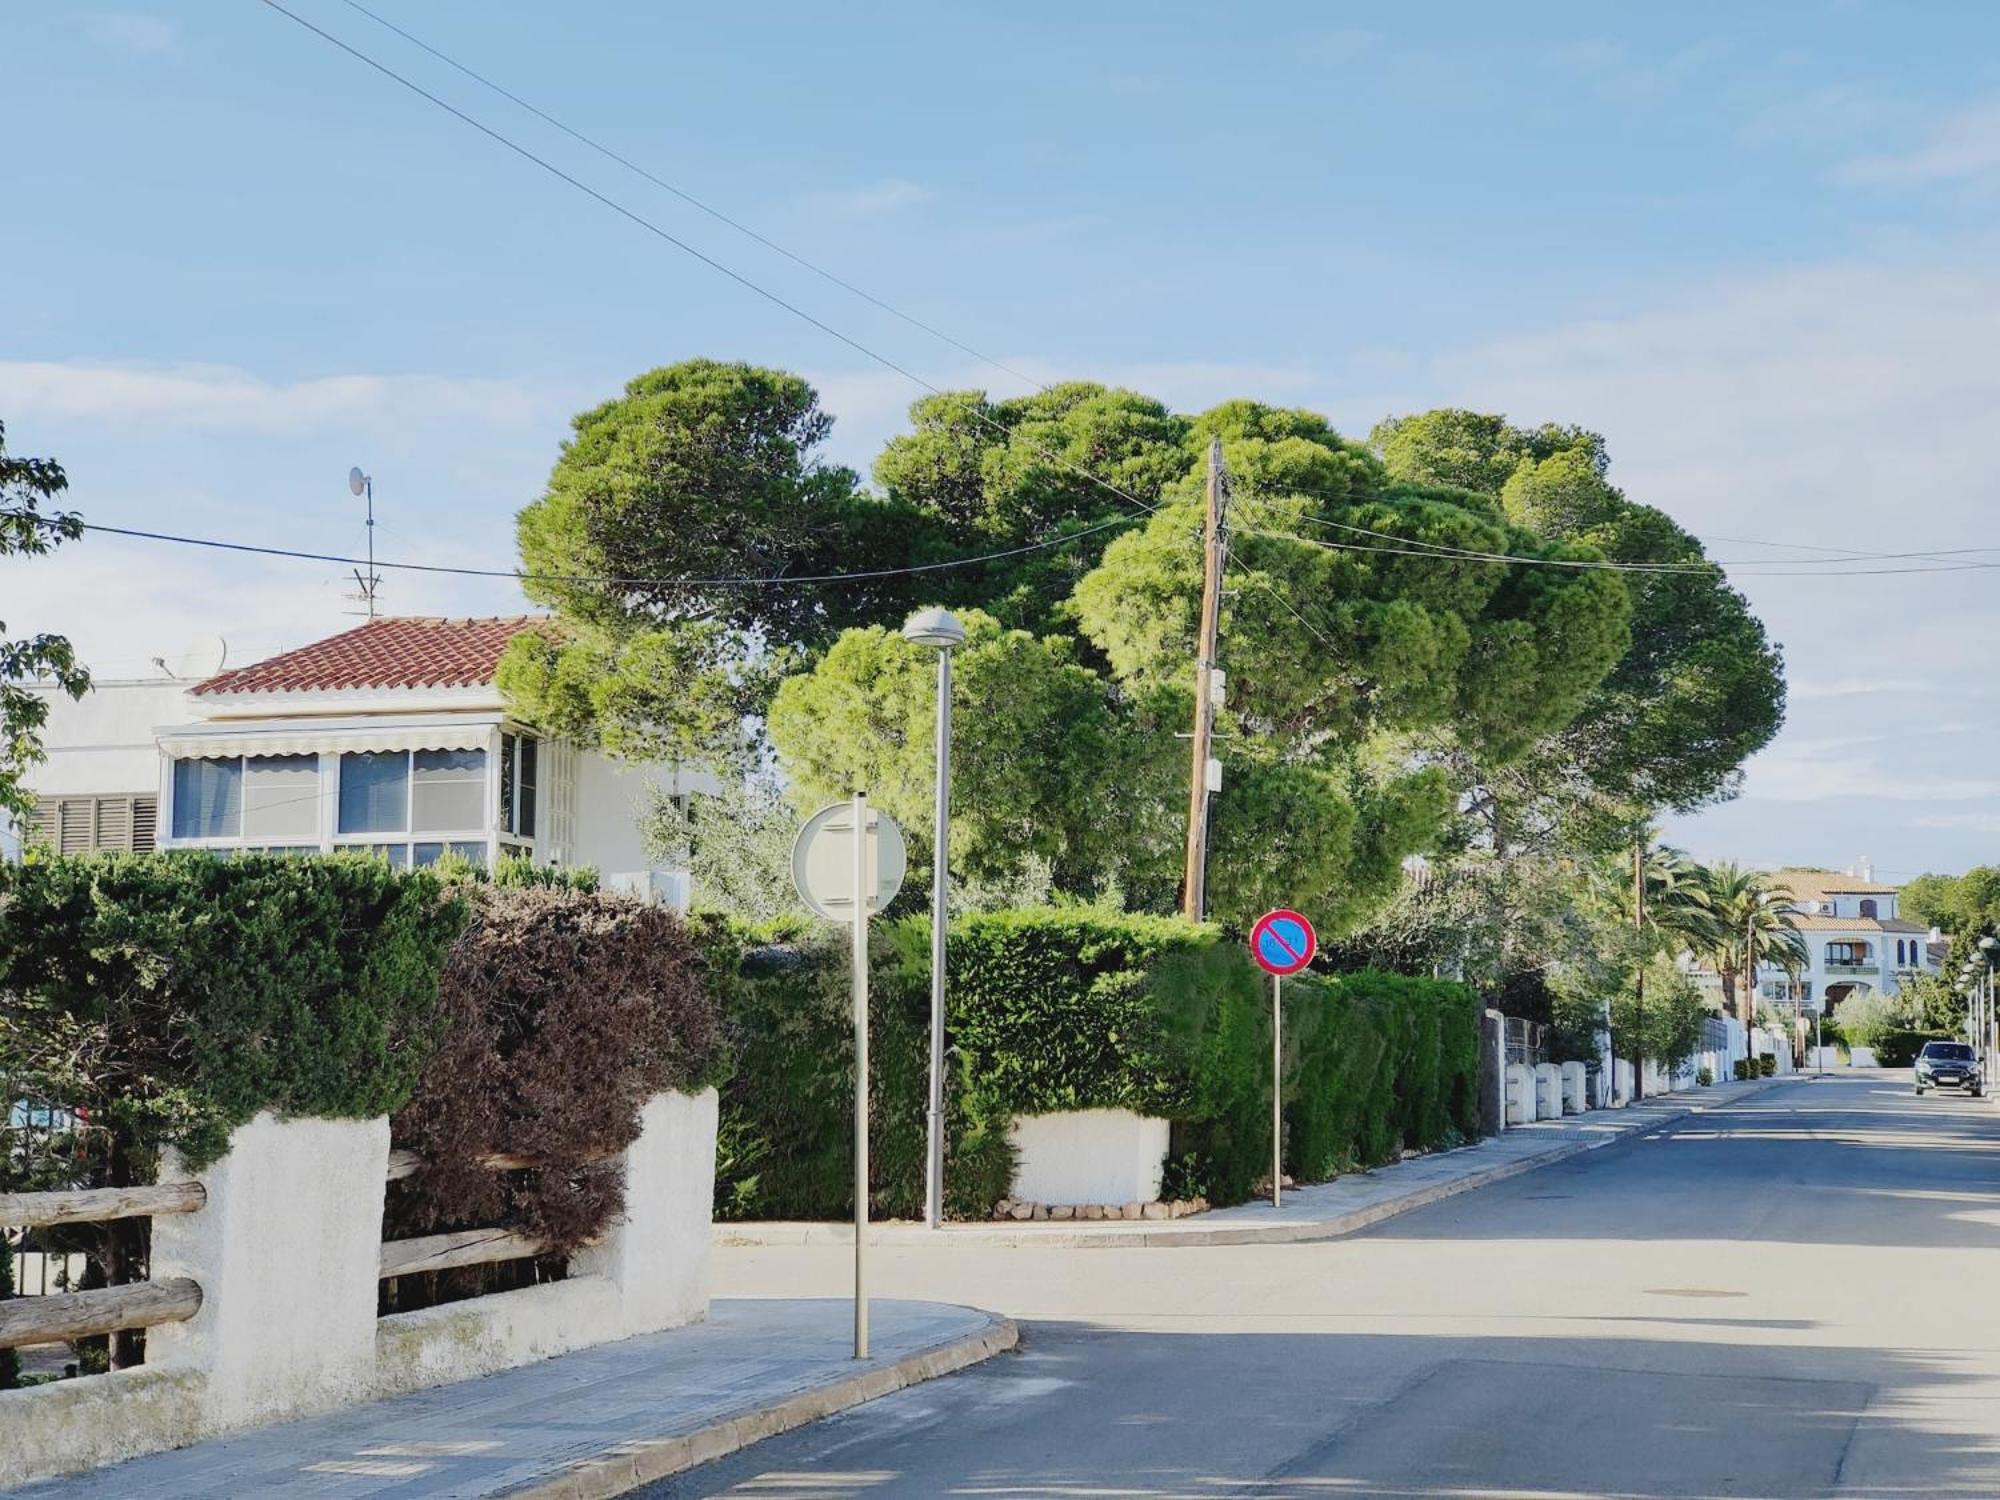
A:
[713, 908, 1483, 1220]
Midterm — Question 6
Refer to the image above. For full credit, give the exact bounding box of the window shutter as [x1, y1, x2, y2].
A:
[132, 796, 157, 851]
[33, 798, 60, 846]
[57, 801, 93, 855]
[95, 798, 131, 852]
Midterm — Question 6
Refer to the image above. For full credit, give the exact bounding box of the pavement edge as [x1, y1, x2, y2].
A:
[497, 1308, 1020, 1500]
[717, 1076, 1800, 1252]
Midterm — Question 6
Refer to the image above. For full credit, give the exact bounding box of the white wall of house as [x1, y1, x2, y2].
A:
[1, 679, 189, 858]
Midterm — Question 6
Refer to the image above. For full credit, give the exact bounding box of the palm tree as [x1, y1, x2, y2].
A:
[1696, 863, 1809, 1027]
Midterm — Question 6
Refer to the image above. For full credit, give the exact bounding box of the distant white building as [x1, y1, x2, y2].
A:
[1761, 864, 1941, 1017]
[4, 617, 705, 902]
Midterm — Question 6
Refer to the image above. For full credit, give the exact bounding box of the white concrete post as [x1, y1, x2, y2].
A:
[148, 1112, 389, 1432]
[571, 1087, 719, 1336]
[1504, 1064, 1534, 1125]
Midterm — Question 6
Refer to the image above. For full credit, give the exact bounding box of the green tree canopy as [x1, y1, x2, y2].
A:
[2, 421, 89, 827]
[766, 609, 1181, 900]
[1373, 408, 1786, 814]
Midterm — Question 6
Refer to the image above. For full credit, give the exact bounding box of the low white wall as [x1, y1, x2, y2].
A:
[1009, 1109, 1168, 1205]
[4, 1087, 720, 1485]
[149, 1112, 388, 1432]
[1532, 1063, 1562, 1120]
[1560, 1062, 1587, 1114]
[377, 1086, 721, 1399]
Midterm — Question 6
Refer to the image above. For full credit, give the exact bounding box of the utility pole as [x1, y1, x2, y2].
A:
[1632, 838, 1646, 1103]
[1182, 438, 1227, 922]
[1746, 906, 1759, 1065]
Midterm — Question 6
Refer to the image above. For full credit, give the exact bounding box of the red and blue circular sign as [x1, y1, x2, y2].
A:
[1250, 908, 1317, 977]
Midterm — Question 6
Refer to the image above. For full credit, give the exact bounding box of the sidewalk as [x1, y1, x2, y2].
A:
[719, 1074, 1799, 1251]
[6, 1299, 1016, 1500]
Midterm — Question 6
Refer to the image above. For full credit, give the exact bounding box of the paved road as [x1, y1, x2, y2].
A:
[659, 1073, 2000, 1498]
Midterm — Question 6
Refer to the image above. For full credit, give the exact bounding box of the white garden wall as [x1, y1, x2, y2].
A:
[2, 1087, 719, 1487]
[1009, 1109, 1169, 1205]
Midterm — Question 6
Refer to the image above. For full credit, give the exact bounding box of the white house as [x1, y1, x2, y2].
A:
[5, 616, 705, 899]
[1761, 864, 1940, 1017]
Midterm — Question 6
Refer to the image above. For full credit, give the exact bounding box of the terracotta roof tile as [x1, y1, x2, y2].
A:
[193, 616, 543, 696]
[1769, 868, 1901, 898]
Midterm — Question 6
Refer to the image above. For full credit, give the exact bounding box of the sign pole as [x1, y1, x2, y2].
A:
[1272, 972, 1283, 1209]
[850, 791, 870, 1361]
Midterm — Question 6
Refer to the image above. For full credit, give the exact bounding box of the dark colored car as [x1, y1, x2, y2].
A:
[1914, 1041, 1982, 1097]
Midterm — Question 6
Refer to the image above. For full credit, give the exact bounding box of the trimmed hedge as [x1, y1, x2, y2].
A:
[0, 851, 467, 1171]
[1876, 1030, 1952, 1069]
[713, 908, 1481, 1218]
[386, 887, 727, 1255]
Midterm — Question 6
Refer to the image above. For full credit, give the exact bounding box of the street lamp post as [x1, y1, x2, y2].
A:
[903, 606, 967, 1230]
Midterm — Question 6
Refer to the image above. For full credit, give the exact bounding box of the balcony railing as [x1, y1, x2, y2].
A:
[1824, 963, 1879, 977]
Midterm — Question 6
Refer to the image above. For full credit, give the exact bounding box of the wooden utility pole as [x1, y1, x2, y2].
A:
[1632, 839, 1646, 1102]
[1182, 438, 1226, 922]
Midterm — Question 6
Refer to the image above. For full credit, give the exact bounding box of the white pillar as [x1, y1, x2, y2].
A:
[148, 1113, 388, 1432]
[571, 1087, 719, 1336]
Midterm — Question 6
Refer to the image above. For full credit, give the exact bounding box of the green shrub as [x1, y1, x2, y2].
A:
[1875, 1030, 1952, 1069]
[1733, 1057, 1753, 1081]
[0, 851, 467, 1172]
[1697, 1066, 1713, 1087]
[714, 907, 1480, 1218]
[1758, 1054, 1777, 1077]
[711, 921, 1014, 1222]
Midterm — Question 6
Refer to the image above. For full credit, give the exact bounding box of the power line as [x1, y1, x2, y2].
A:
[256, 1, 1165, 534]
[333, 0, 1049, 398]
[57, 513, 1147, 589]
[1231, 512, 2000, 579]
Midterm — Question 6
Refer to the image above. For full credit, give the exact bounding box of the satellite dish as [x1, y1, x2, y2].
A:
[173, 635, 229, 680]
[348, 466, 368, 497]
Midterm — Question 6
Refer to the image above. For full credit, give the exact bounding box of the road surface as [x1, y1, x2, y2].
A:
[658, 1073, 2000, 1498]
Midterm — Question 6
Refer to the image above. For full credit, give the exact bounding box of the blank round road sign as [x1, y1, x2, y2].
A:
[792, 801, 907, 922]
[1250, 908, 1317, 977]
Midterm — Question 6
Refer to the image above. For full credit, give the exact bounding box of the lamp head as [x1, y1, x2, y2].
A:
[901, 606, 967, 651]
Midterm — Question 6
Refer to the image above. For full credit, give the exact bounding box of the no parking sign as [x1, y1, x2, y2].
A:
[1249, 908, 1316, 1209]
[1250, 908, 1317, 977]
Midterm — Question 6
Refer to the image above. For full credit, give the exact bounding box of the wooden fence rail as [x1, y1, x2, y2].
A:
[378, 1227, 557, 1280]
[0, 1278, 203, 1349]
[0, 1182, 206, 1229]
[384, 1147, 617, 1182]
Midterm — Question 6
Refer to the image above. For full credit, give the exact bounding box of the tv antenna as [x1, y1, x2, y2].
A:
[347, 466, 380, 618]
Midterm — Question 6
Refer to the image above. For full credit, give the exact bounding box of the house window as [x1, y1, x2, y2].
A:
[173, 757, 243, 839]
[34, 795, 158, 854]
[412, 749, 486, 831]
[1825, 941, 1872, 967]
[500, 732, 538, 839]
[336, 748, 490, 863]
[338, 752, 409, 835]
[1859, 898, 1878, 919]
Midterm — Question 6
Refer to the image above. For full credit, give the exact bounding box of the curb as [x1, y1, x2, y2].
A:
[498, 1308, 1018, 1500]
[718, 1076, 1800, 1253]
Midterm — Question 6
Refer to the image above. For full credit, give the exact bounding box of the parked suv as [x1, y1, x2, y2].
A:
[1914, 1041, 1982, 1097]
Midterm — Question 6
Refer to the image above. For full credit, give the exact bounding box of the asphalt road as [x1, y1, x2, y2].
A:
[659, 1073, 2000, 1498]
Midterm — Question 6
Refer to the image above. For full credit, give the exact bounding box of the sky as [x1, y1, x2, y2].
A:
[7, 1, 2000, 880]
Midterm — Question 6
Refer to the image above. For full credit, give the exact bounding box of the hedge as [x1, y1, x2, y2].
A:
[713, 908, 1481, 1219]
[0, 851, 468, 1171]
[1875, 1030, 1953, 1069]
[386, 887, 728, 1257]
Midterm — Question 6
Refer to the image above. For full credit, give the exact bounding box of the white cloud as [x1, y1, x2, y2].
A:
[84, 12, 179, 55]
[799, 179, 932, 217]
[0, 361, 556, 436]
[1835, 99, 2000, 185]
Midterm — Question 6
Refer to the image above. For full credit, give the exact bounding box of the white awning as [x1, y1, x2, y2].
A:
[157, 720, 495, 759]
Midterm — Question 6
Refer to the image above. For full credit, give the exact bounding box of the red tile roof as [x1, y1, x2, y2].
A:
[193, 616, 543, 697]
